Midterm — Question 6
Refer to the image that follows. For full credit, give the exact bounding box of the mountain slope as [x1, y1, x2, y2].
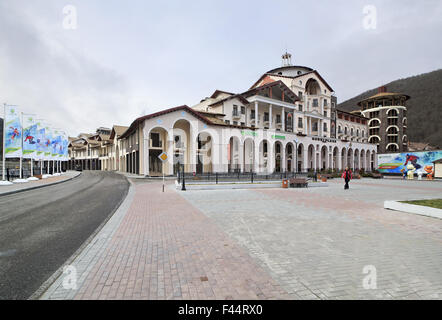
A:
[338, 69, 442, 149]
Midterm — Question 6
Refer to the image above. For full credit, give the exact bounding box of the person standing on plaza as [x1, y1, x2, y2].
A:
[342, 167, 353, 190]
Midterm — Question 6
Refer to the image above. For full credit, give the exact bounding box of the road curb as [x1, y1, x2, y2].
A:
[29, 175, 132, 300]
[0, 172, 82, 197]
[384, 200, 442, 220]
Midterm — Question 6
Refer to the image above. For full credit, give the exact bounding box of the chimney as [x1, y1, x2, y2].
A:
[378, 86, 387, 93]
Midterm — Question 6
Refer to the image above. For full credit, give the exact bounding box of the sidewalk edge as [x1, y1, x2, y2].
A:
[0, 172, 82, 197]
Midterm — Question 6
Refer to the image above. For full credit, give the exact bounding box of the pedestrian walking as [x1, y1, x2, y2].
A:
[341, 167, 353, 190]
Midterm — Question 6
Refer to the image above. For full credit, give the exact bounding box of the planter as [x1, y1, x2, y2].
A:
[321, 177, 327, 182]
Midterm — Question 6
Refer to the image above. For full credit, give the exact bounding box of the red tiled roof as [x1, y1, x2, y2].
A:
[119, 105, 213, 139]
[250, 70, 334, 92]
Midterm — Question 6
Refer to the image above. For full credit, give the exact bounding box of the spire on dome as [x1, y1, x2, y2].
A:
[281, 51, 292, 67]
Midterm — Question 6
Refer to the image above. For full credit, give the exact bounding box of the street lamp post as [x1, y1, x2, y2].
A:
[181, 163, 186, 191]
[293, 138, 298, 175]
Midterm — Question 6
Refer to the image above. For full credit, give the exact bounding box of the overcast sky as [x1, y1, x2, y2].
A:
[1, 0, 441, 136]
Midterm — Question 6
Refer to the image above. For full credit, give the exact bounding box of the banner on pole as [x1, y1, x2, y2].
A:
[23, 114, 38, 159]
[35, 119, 45, 160]
[52, 129, 61, 159]
[4, 105, 23, 158]
[44, 124, 52, 160]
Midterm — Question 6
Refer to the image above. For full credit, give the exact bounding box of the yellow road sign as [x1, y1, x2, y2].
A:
[158, 152, 168, 162]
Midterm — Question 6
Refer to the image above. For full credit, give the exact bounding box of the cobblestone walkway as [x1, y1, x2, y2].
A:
[41, 178, 442, 300]
[42, 182, 289, 300]
[180, 179, 442, 299]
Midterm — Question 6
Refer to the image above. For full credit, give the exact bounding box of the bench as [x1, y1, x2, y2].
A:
[289, 177, 308, 188]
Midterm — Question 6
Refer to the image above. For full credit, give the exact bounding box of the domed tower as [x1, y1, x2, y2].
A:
[357, 86, 409, 153]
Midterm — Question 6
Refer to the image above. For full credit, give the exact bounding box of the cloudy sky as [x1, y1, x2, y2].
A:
[1, 0, 441, 136]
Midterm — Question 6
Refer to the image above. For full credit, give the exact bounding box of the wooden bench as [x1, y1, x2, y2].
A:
[289, 177, 308, 188]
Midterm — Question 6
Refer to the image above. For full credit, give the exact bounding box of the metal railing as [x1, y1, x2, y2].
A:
[177, 170, 310, 184]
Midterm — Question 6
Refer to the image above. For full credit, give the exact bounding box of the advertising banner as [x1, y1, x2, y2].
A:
[44, 124, 52, 160]
[52, 129, 62, 159]
[4, 105, 22, 158]
[35, 119, 45, 160]
[22, 114, 38, 159]
[377, 150, 442, 174]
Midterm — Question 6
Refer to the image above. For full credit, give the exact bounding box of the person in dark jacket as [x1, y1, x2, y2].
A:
[341, 167, 353, 190]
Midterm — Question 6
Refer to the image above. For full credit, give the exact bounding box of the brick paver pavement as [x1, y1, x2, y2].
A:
[180, 179, 442, 299]
[71, 182, 290, 300]
[41, 178, 442, 300]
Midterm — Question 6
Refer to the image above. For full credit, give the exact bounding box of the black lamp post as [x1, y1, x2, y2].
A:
[181, 163, 186, 191]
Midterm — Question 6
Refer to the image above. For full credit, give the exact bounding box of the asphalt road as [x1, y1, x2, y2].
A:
[0, 171, 129, 300]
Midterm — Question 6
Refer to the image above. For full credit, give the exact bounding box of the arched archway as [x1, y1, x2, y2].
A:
[354, 149, 360, 171]
[243, 138, 255, 172]
[333, 147, 339, 171]
[366, 150, 371, 171]
[341, 147, 347, 170]
[259, 139, 271, 173]
[172, 119, 192, 173]
[307, 144, 315, 170]
[285, 142, 295, 172]
[196, 132, 212, 174]
[148, 126, 169, 176]
[360, 149, 365, 170]
[228, 136, 241, 173]
[320, 146, 328, 170]
[347, 148, 354, 170]
[274, 141, 283, 172]
[297, 143, 305, 172]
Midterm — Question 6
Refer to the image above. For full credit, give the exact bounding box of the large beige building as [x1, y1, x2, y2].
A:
[69, 53, 377, 175]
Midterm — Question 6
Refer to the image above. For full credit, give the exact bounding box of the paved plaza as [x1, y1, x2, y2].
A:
[40, 177, 442, 300]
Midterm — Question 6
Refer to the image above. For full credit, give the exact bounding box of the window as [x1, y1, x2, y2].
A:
[298, 91, 303, 100]
[241, 106, 245, 114]
[233, 121, 238, 125]
[338, 126, 342, 134]
[264, 112, 269, 122]
[350, 128, 354, 136]
[276, 114, 281, 123]
[225, 120, 230, 125]
[298, 118, 303, 128]
[324, 111, 327, 118]
[250, 110, 255, 119]
[263, 142, 267, 153]
[151, 132, 161, 148]
[324, 99, 328, 107]
[323, 123, 327, 132]
[312, 122, 318, 131]
[232, 105, 238, 117]
[356, 129, 359, 136]
[344, 127, 348, 135]
[313, 99, 318, 107]
[299, 104, 303, 112]
[240, 122, 245, 126]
